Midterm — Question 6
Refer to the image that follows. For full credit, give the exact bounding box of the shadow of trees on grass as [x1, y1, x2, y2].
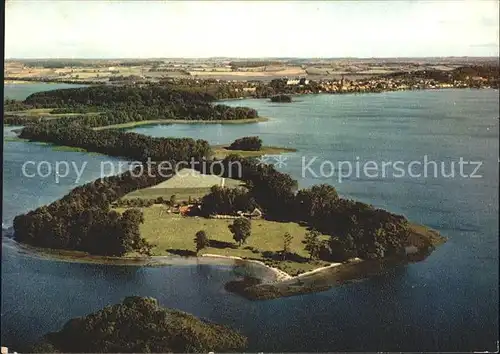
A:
[261, 250, 309, 263]
[166, 249, 197, 257]
[208, 240, 238, 249]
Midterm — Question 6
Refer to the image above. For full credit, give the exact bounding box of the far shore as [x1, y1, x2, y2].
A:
[93, 117, 269, 130]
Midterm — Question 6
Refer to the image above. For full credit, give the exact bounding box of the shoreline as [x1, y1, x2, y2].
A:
[200, 253, 293, 282]
[3, 234, 358, 286]
[2, 230, 355, 282]
[2, 235, 296, 286]
[93, 117, 269, 130]
[3, 221, 446, 301]
[211, 145, 296, 159]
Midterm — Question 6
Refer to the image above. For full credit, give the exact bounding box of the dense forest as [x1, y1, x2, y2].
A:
[19, 122, 211, 162]
[3, 114, 39, 126]
[31, 296, 247, 353]
[381, 66, 500, 87]
[5, 85, 259, 122]
[12, 165, 175, 255]
[202, 156, 418, 261]
[22, 85, 214, 107]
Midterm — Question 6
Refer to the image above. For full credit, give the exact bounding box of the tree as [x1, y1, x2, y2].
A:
[228, 217, 251, 246]
[282, 232, 293, 260]
[194, 230, 209, 254]
[270, 94, 292, 103]
[296, 184, 339, 222]
[119, 208, 150, 256]
[228, 136, 262, 151]
[201, 185, 256, 216]
[304, 229, 321, 260]
[169, 194, 177, 206]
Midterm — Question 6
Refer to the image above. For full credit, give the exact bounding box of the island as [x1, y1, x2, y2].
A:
[270, 94, 292, 103]
[30, 296, 247, 353]
[227, 136, 262, 151]
[6, 84, 446, 300]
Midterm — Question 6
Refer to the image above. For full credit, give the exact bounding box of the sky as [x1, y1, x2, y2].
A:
[4, 0, 500, 58]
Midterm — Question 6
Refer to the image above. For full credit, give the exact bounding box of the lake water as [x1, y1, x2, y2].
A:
[3, 82, 88, 101]
[2, 86, 498, 351]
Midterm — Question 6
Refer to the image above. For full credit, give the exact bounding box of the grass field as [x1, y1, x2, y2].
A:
[3, 136, 26, 142]
[123, 168, 244, 202]
[51, 145, 88, 152]
[115, 205, 329, 275]
[211, 145, 296, 159]
[7, 108, 101, 118]
[124, 187, 217, 202]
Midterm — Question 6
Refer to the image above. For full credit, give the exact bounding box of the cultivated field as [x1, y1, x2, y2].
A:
[7, 57, 492, 83]
[123, 168, 244, 202]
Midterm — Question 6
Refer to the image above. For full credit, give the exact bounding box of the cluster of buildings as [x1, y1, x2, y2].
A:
[315, 77, 462, 94]
[157, 73, 496, 98]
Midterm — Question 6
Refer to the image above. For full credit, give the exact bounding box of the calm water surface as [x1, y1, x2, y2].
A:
[2, 86, 498, 351]
[3, 83, 88, 101]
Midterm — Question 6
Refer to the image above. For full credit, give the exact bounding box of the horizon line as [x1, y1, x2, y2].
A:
[5, 56, 500, 60]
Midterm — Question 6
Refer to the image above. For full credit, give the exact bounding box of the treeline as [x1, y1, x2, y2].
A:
[205, 155, 297, 220]
[381, 69, 453, 82]
[202, 156, 414, 261]
[256, 79, 322, 98]
[452, 65, 499, 81]
[229, 60, 282, 68]
[13, 165, 175, 256]
[31, 296, 247, 353]
[50, 107, 101, 114]
[18, 60, 107, 68]
[23, 85, 214, 107]
[4, 99, 31, 112]
[160, 81, 255, 100]
[201, 186, 257, 216]
[3, 114, 40, 126]
[382, 66, 500, 85]
[117, 60, 164, 67]
[4, 77, 100, 85]
[108, 75, 144, 82]
[15, 59, 164, 68]
[19, 122, 211, 162]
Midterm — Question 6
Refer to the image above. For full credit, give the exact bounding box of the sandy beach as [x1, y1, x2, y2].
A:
[2, 234, 342, 286]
